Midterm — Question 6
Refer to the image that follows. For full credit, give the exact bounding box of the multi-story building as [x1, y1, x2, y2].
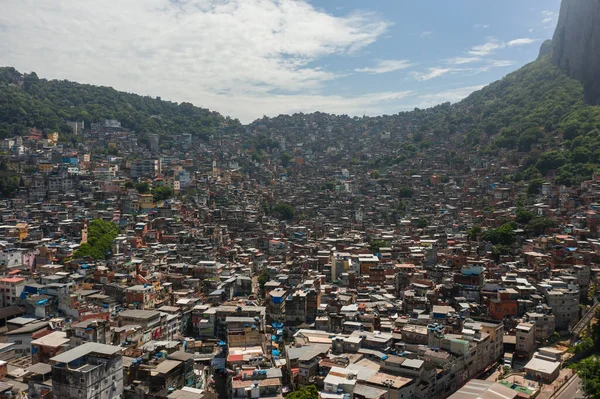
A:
[0, 249, 23, 271]
[50, 342, 123, 399]
[117, 310, 166, 343]
[546, 289, 579, 331]
[31, 331, 70, 364]
[267, 288, 287, 324]
[0, 277, 25, 307]
[526, 312, 556, 341]
[130, 159, 160, 178]
[515, 322, 536, 359]
[124, 284, 156, 309]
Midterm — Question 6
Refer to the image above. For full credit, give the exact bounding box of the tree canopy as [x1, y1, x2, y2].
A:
[285, 385, 319, 399]
[74, 219, 120, 260]
[482, 223, 515, 246]
[152, 186, 173, 202]
[0, 67, 240, 140]
[272, 203, 295, 221]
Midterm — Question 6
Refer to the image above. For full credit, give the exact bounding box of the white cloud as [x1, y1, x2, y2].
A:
[507, 38, 537, 47]
[468, 37, 537, 56]
[529, 28, 534, 33]
[355, 59, 413, 74]
[412, 67, 455, 81]
[467, 60, 515, 74]
[420, 31, 432, 38]
[205, 90, 414, 119]
[413, 85, 485, 108]
[541, 10, 555, 24]
[474, 24, 489, 29]
[0, 0, 394, 122]
[446, 56, 481, 65]
[487, 60, 515, 68]
[418, 58, 513, 80]
[469, 39, 505, 56]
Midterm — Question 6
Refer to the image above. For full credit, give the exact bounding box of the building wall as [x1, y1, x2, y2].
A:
[547, 291, 579, 330]
[52, 355, 123, 399]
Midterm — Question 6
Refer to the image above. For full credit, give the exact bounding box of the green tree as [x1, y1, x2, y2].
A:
[515, 208, 536, 224]
[135, 182, 150, 194]
[280, 152, 293, 168]
[370, 170, 381, 179]
[398, 186, 413, 198]
[369, 240, 386, 254]
[258, 269, 270, 292]
[74, 220, 120, 260]
[536, 151, 567, 175]
[415, 218, 429, 229]
[527, 178, 544, 196]
[273, 203, 295, 221]
[484, 121, 497, 135]
[572, 357, 600, 399]
[0, 176, 20, 197]
[526, 217, 557, 234]
[517, 128, 539, 152]
[483, 223, 515, 246]
[152, 186, 173, 202]
[467, 226, 482, 241]
[286, 385, 319, 399]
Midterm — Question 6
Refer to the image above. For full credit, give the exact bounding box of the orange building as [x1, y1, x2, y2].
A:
[488, 289, 518, 320]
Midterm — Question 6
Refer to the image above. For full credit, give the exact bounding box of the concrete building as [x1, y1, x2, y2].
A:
[31, 331, 70, 364]
[148, 134, 160, 152]
[0, 277, 25, 307]
[515, 322, 536, 359]
[130, 159, 160, 178]
[50, 342, 123, 399]
[546, 289, 579, 331]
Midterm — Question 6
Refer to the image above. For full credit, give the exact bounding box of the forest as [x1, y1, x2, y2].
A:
[0, 67, 240, 141]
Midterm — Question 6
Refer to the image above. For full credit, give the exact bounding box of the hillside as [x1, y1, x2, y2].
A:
[455, 54, 600, 186]
[2, 27, 600, 188]
[250, 54, 600, 187]
[0, 67, 240, 141]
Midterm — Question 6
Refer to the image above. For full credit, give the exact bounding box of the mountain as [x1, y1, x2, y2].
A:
[249, 51, 600, 186]
[0, 67, 240, 140]
[552, 0, 600, 105]
[1, 0, 600, 188]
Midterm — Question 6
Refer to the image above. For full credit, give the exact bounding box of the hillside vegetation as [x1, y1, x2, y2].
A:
[74, 219, 120, 260]
[0, 67, 240, 140]
[2, 53, 600, 186]
[457, 55, 600, 186]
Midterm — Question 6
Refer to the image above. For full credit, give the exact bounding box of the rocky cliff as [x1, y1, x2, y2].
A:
[552, 0, 600, 105]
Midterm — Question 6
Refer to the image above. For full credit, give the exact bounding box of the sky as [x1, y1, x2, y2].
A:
[0, 0, 562, 123]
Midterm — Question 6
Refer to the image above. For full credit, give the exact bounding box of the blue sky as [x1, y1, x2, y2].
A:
[312, 0, 561, 106]
[0, 0, 561, 122]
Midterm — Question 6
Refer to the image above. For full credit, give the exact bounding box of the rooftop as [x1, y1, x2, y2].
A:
[50, 342, 122, 363]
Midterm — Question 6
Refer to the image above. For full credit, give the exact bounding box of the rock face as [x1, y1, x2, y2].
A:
[552, 0, 600, 105]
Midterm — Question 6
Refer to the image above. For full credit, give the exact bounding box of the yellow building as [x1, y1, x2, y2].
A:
[9, 223, 28, 241]
[138, 194, 155, 210]
[38, 162, 53, 173]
